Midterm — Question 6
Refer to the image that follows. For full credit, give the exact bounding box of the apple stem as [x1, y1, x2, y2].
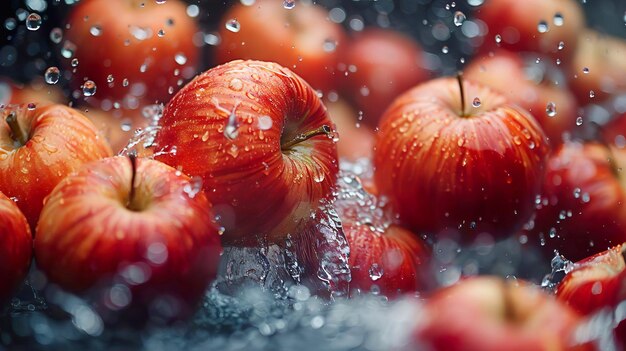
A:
[502, 280, 515, 323]
[281, 125, 332, 150]
[457, 71, 466, 117]
[128, 151, 138, 208]
[5, 112, 27, 146]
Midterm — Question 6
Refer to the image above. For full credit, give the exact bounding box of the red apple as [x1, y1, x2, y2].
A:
[527, 141, 626, 261]
[215, 0, 346, 92]
[603, 112, 626, 149]
[63, 0, 199, 104]
[374, 76, 549, 241]
[153, 60, 338, 245]
[414, 277, 594, 351]
[556, 244, 626, 349]
[0, 104, 113, 229]
[0, 77, 66, 106]
[325, 98, 375, 161]
[34, 155, 222, 319]
[0, 192, 32, 304]
[475, 0, 584, 62]
[78, 105, 150, 153]
[338, 28, 430, 127]
[568, 30, 626, 105]
[465, 50, 578, 144]
[335, 175, 430, 297]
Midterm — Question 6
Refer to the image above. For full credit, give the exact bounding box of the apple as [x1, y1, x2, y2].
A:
[324, 98, 375, 161]
[0, 192, 32, 305]
[34, 155, 222, 319]
[0, 78, 66, 106]
[556, 244, 626, 348]
[603, 112, 626, 149]
[338, 28, 430, 127]
[465, 50, 578, 144]
[63, 0, 199, 104]
[567, 30, 626, 105]
[78, 105, 150, 153]
[215, 0, 346, 92]
[334, 174, 430, 297]
[414, 277, 594, 351]
[0, 104, 112, 229]
[475, 0, 584, 62]
[152, 60, 339, 246]
[374, 76, 549, 241]
[527, 141, 626, 262]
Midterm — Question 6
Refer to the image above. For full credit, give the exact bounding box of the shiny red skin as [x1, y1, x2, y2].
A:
[35, 156, 221, 317]
[475, 0, 584, 62]
[415, 277, 593, 351]
[339, 29, 430, 127]
[63, 0, 198, 104]
[79, 106, 148, 154]
[374, 78, 549, 241]
[153, 60, 339, 245]
[528, 142, 626, 261]
[0, 192, 32, 304]
[465, 50, 578, 145]
[215, 0, 346, 92]
[0, 104, 113, 229]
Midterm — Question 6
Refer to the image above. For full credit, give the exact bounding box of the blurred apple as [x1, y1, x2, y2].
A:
[78, 106, 150, 153]
[325, 98, 375, 161]
[0, 77, 66, 105]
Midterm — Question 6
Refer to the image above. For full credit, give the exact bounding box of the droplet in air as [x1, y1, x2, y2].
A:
[582, 67, 589, 74]
[225, 19, 241, 33]
[174, 53, 187, 65]
[472, 97, 481, 107]
[283, 0, 295, 9]
[90, 25, 102, 37]
[240, 0, 255, 5]
[26, 13, 42, 31]
[495, 34, 502, 43]
[71, 58, 79, 67]
[576, 116, 583, 126]
[546, 102, 557, 117]
[44, 67, 60, 84]
[537, 21, 549, 33]
[155, 0, 167, 4]
[453, 11, 466, 27]
[157, 29, 165, 37]
[442, 46, 449, 54]
[553, 13, 564, 26]
[107, 74, 114, 83]
[50, 27, 63, 43]
[589, 90, 595, 98]
[82, 80, 97, 97]
[323, 38, 337, 52]
[369, 264, 383, 281]
[557, 41, 565, 50]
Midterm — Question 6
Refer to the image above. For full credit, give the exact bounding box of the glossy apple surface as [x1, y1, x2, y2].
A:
[153, 60, 338, 245]
[415, 277, 593, 351]
[475, 0, 584, 62]
[528, 142, 626, 261]
[215, 0, 346, 92]
[35, 156, 222, 318]
[0, 104, 113, 228]
[63, 0, 199, 104]
[325, 98, 375, 161]
[465, 50, 578, 144]
[0, 192, 32, 304]
[374, 77, 549, 241]
[79, 106, 149, 153]
[339, 28, 430, 127]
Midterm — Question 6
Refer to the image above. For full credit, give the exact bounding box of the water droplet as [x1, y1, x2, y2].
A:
[26, 13, 42, 31]
[157, 29, 165, 37]
[82, 80, 97, 97]
[582, 67, 589, 74]
[322, 38, 337, 52]
[553, 13, 564, 26]
[44, 66, 60, 84]
[122, 78, 129, 87]
[576, 116, 583, 126]
[442, 45, 449, 54]
[155, 0, 167, 3]
[61, 40, 76, 59]
[257, 115, 273, 130]
[368, 263, 383, 281]
[472, 97, 481, 107]
[240, 0, 255, 5]
[174, 52, 187, 65]
[27, 103, 36, 110]
[537, 21, 549, 33]
[107, 74, 114, 83]
[283, 0, 295, 9]
[71, 58, 79, 67]
[546, 102, 557, 117]
[557, 41, 565, 50]
[50, 27, 63, 43]
[90, 25, 102, 37]
[453, 11, 466, 27]
[495, 34, 502, 43]
[589, 90, 595, 98]
[225, 19, 240, 33]
[228, 78, 243, 91]
[468, 0, 484, 5]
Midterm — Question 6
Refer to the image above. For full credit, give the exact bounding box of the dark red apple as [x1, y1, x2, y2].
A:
[215, 0, 346, 92]
[374, 76, 549, 241]
[0, 192, 32, 304]
[153, 60, 338, 246]
[338, 28, 430, 127]
[63, 0, 199, 104]
[34, 155, 222, 319]
[0, 104, 113, 228]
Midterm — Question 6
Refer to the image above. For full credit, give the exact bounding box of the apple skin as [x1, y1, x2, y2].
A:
[153, 60, 338, 246]
[527, 142, 626, 262]
[325, 98, 375, 161]
[63, 0, 199, 104]
[215, 0, 346, 92]
[567, 30, 626, 105]
[374, 77, 549, 241]
[338, 28, 430, 127]
[414, 277, 594, 351]
[34, 156, 222, 318]
[0, 192, 32, 305]
[79, 106, 149, 154]
[475, 0, 584, 62]
[465, 50, 578, 145]
[0, 104, 113, 229]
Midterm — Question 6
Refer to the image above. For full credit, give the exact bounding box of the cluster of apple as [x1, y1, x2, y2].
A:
[1, 0, 626, 349]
